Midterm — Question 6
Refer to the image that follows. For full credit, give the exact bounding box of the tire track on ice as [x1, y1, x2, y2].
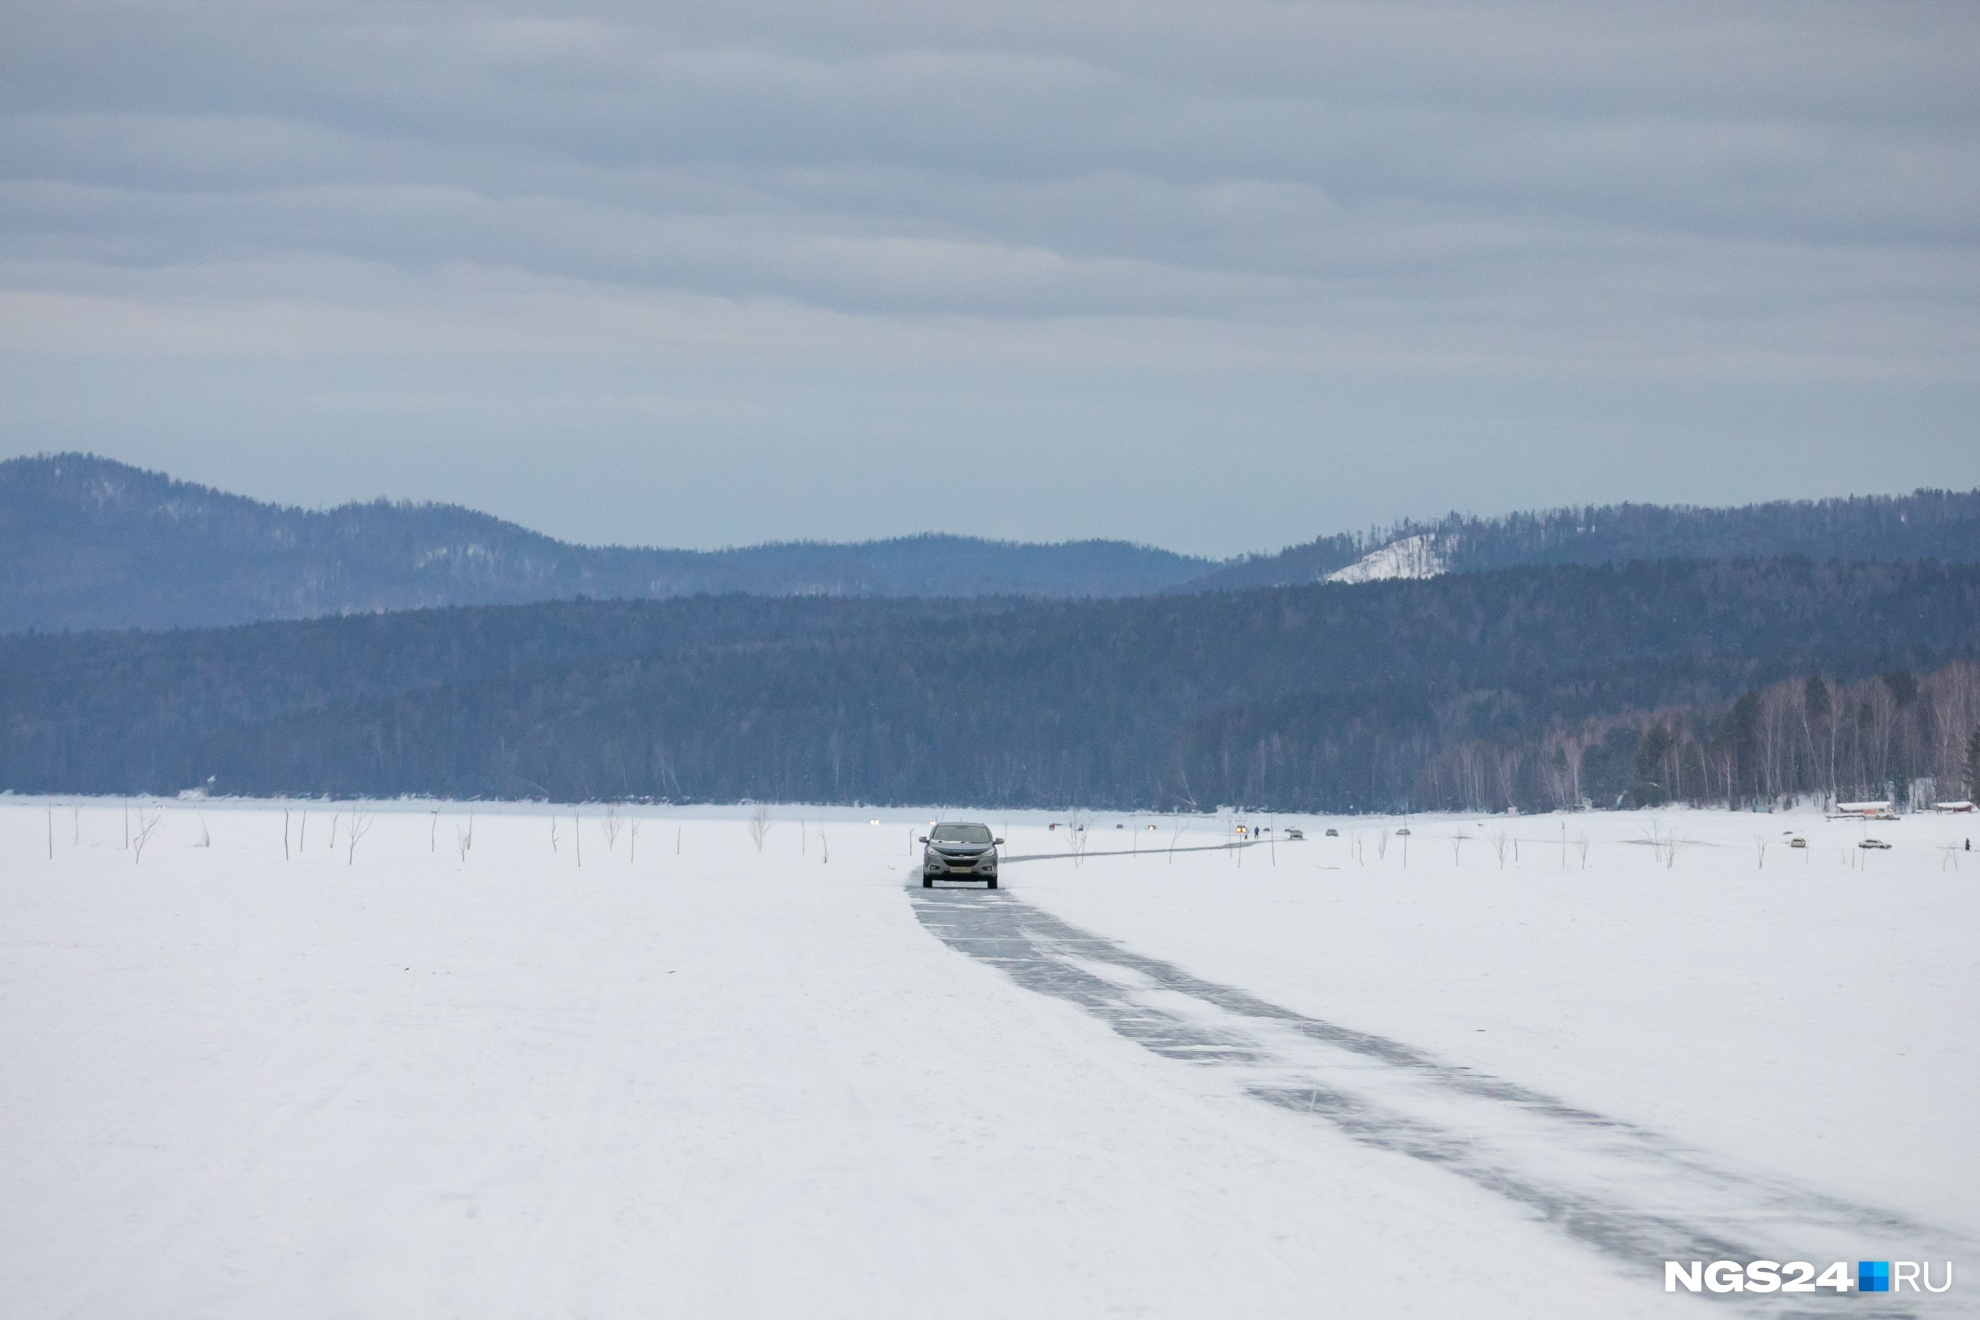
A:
[909, 888, 1972, 1318]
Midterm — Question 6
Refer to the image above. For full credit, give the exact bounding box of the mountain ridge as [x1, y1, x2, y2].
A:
[6, 452, 1980, 633]
[0, 454, 1212, 632]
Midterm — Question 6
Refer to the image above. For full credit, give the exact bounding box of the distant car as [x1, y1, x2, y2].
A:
[1858, 838, 1892, 850]
[1325, 828, 1339, 837]
[1285, 828, 1304, 840]
[1788, 836, 1807, 848]
[921, 822, 1002, 888]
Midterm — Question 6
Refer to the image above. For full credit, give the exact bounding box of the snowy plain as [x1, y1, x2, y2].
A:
[1, 797, 1973, 1319]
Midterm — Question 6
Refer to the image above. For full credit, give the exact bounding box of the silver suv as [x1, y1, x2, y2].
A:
[920, 822, 1002, 888]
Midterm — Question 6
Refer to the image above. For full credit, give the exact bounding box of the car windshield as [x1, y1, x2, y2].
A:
[930, 823, 993, 844]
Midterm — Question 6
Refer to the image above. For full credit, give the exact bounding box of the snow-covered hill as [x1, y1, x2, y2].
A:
[1323, 532, 1447, 583]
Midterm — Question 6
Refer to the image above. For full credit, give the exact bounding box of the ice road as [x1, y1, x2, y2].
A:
[2, 801, 1973, 1318]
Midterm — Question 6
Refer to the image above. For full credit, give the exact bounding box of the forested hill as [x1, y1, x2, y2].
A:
[1193, 490, 1980, 589]
[6, 558, 1978, 812]
[8, 454, 1980, 633]
[0, 454, 1211, 632]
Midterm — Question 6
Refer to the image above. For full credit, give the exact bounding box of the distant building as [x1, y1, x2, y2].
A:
[1829, 801, 1900, 820]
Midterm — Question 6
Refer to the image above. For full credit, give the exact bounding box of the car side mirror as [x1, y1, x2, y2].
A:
[993, 838, 1004, 846]
[918, 835, 928, 843]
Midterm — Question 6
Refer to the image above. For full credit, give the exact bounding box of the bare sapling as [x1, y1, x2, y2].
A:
[132, 806, 163, 864]
[676, 825, 682, 855]
[601, 805, 622, 853]
[1169, 821, 1185, 863]
[748, 803, 771, 852]
[1451, 833, 1464, 865]
[72, 804, 80, 845]
[1377, 831, 1388, 862]
[630, 817, 641, 863]
[194, 812, 211, 848]
[430, 809, 439, 852]
[284, 809, 291, 861]
[1754, 834, 1769, 869]
[550, 817, 560, 853]
[1492, 830, 1508, 869]
[298, 808, 307, 851]
[1646, 823, 1686, 869]
[455, 813, 475, 863]
[819, 830, 828, 864]
[1575, 830, 1591, 868]
[346, 812, 373, 866]
[329, 812, 340, 852]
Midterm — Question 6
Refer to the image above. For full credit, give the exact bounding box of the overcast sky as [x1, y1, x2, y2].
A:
[1, 0, 1975, 556]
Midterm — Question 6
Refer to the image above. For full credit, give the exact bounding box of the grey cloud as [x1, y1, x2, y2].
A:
[0, 0, 1974, 553]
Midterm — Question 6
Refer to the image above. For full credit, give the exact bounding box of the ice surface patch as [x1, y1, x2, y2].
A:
[1325, 533, 1445, 584]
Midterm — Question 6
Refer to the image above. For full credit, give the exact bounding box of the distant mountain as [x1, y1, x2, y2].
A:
[1186, 491, 1980, 590]
[7, 453, 1979, 635]
[0, 454, 1213, 633]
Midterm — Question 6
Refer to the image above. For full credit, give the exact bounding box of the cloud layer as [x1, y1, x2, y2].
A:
[2, 0, 1975, 553]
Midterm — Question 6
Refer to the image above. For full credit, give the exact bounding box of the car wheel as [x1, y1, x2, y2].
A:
[986, 877, 998, 889]
[922, 875, 933, 888]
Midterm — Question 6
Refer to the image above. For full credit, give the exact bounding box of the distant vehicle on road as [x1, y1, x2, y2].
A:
[1858, 838, 1892, 850]
[921, 822, 1002, 888]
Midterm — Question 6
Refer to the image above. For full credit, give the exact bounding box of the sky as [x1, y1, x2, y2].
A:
[1, 0, 1976, 558]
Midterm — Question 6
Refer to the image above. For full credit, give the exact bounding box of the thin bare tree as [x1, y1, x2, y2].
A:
[748, 803, 771, 851]
[346, 812, 374, 866]
[132, 806, 163, 864]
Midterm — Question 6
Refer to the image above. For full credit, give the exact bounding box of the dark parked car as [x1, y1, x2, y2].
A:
[921, 822, 1002, 888]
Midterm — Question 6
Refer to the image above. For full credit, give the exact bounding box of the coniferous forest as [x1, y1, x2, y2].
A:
[5, 557, 1979, 812]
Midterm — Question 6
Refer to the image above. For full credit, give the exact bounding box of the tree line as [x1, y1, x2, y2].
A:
[4, 557, 1979, 811]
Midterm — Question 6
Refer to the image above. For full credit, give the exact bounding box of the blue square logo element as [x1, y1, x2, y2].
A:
[1859, 1261, 1890, 1292]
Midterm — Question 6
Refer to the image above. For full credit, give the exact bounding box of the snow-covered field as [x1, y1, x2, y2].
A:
[2, 798, 1973, 1318]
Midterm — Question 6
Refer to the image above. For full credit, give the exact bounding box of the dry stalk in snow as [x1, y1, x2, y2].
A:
[131, 807, 163, 864]
[346, 812, 373, 866]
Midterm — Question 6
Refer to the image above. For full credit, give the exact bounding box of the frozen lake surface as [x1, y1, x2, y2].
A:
[2, 799, 1974, 1317]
